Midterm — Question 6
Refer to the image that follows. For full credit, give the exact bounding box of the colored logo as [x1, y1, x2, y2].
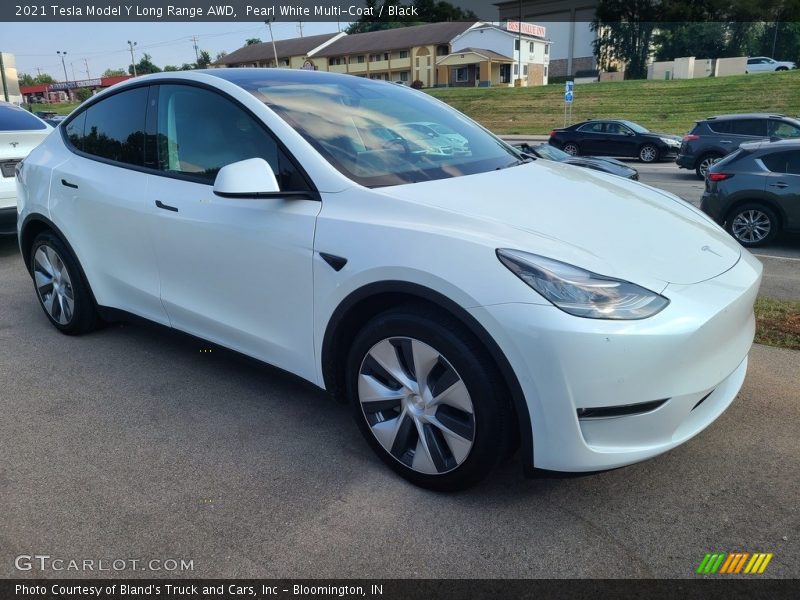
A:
[697, 552, 773, 574]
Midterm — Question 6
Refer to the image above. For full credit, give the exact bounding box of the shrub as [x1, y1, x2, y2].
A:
[411, 80, 424, 89]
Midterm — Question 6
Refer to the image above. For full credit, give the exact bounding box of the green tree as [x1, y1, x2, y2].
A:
[196, 50, 212, 69]
[215, 51, 228, 61]
[102, 68, 126, 77]
[75, 88, 93, 102]
[129, 53, 161, 75]
[245, 38, 262, 46]
[345, 0, 476, 34]
[163, 65, 180, 71]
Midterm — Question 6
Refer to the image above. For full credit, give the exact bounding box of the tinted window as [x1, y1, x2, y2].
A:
[768, 120, 800, 138]
[762, 150, 800, 174]
[707, 120, 731, 134]
[65, 111, 86, 150]
[0, 105, 48, 131]
[82, 87, 148, 166]
[605, 123, 631, 135]
[578, 122, 605, 133]
[729, 119, 767, 137]
[155, 84, 308, 190]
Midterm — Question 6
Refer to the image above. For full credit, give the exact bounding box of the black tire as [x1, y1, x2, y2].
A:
[776, 66, 788, 71]
[562, 142, 580, 156]
[30, 231, 99, 335]
[639, 143, 659, 163]
[345, 305, 514, 491]
[725, 203, 779, 247]
[695, 153, 721, 179]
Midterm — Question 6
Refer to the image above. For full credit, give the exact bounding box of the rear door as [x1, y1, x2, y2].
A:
[728, 119, 768, 150]
[576, 122, 607, 154]
[51, 85, 168, 325]
[760, 149, 800, 230]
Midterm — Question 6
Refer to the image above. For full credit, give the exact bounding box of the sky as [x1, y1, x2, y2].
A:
[1, 21, 346, 80]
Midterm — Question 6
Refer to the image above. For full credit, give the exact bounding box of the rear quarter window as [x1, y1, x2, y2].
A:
[0, 106, 48, 131]
[706, 120, 731, 134]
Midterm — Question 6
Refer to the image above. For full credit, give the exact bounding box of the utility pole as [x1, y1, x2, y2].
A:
[517, 0, 523, 87]
[297, 21, 304, 37]
[70, 62, 77, 82]
[265, 20, 279, 68]
[84, 58, 90, 79]
[57, 50, 70, 101]
[191, 35, 200, 62]
[36, 67, 42, 77]
[127, 40, 137, 76]
[772, 21, 780, 57]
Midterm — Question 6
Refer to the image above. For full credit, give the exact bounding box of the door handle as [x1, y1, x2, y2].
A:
[61, 179, 78, 189]
[719, 140, 732, 144]
[155, 200, 179, 212]
[769, 182, 788, 188]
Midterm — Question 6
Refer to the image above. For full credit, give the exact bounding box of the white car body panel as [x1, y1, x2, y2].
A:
[1, 126, 51, 210]
[15, 70, 763, 475]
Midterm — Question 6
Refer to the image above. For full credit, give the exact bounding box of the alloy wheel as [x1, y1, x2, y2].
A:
[731, 209, 772, 244]
[357, 336, 475, 475]
[33, 245, 75, 325]
[563, 143, 579, 156]
[640, 145, 658, 162]
[699, 157, 717, 178]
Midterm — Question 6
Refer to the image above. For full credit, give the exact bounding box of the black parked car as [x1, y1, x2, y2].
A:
[549, 119, 681, 163]
[515, 142, 639, 179]
[677, 113, 800, 179]
[701, 139, 800, 247]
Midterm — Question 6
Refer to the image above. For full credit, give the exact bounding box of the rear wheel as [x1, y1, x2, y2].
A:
[30, 232, 99, 334]
[639, 144, 659, 163]
[346, 306, 513, 491]
[726, 203, 779, 247]
[562, 142, 579, 156]
[695, 153, 721, 179]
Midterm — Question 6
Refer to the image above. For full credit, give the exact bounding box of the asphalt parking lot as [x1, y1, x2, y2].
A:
[1, 216, 799, 578]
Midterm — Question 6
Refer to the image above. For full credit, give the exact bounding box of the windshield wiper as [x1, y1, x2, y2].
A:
[497, 156, 535, 170]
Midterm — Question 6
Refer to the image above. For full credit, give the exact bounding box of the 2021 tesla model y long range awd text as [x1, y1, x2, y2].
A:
[16, 70, 762, 490]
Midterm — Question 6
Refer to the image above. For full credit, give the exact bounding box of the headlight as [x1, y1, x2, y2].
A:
[660, 137, 679, 146]
[496, 249, 669, 320]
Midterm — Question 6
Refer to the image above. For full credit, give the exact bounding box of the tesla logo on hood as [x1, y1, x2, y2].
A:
[701, 245, 722, 257]
[9, 142, 19, 148]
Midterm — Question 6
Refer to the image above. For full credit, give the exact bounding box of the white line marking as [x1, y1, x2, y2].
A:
[753, 254, 800, 262]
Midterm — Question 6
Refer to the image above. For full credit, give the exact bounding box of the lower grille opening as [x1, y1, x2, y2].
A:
[691, 390, 715, 411]
[577, 398, 669, 420]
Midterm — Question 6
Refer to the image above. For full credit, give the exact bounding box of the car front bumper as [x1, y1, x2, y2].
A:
[700, 191, 726, 225]
[469, 249, 762, 472]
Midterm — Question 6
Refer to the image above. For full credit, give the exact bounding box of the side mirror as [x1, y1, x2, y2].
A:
[213, 158, 280, 198]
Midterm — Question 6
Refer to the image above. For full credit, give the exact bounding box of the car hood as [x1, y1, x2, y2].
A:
[649, 132, 681, 142]
[375, 160, 741, 289]
[583, 156, 634, 169]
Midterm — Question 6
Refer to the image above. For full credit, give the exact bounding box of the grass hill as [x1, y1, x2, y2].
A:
[427, 70, 800, 136]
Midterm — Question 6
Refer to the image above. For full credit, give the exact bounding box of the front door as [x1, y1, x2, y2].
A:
[146, 83, 321, 381]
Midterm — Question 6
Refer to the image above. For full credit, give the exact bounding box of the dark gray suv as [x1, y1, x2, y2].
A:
[701, 139, 800, 247]
[676, 113, 800, 179]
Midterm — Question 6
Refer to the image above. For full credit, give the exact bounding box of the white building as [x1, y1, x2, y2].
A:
[496, 0, 598, 77]
[437, 22, 552, 87]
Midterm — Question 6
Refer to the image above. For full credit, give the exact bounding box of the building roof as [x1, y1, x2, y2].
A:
[213, 32, 343, 66]
[313, 22, 477, 58]
[451, 47, 513, 61]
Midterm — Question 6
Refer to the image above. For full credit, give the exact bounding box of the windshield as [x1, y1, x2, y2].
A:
[621, 120, 649, 134]
[234, 74, 520, 187]
[534, 143, 570, 161]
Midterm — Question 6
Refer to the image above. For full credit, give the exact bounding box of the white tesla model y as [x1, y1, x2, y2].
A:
[16, 70, 762, 490]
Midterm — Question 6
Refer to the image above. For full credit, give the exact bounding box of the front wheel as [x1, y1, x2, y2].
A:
[639, 144, 659, 163]
[726, 204, 779, 247]
[346, 306, 513, 491]
[30, 232, 99, 335]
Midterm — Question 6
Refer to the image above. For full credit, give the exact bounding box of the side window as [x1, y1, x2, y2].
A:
[82, 87, 148, 166]
[768, 120, 800, 138]
[729, 119, 767, 137]
[761, 151, 794, 173]
[64, 111, 86, 151]
[707, 120, 731, 134]
[579, 122, 604, 133]
[155, 84, 308, 191]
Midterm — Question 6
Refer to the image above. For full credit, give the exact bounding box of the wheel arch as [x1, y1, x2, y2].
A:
[321, 280, 534, 475]
[724, 196, 786, 229]
[19, 213, 100, 306]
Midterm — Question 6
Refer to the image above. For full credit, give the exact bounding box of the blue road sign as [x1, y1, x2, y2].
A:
[565, 80, 574, 92]
[565, 91, 574, 103]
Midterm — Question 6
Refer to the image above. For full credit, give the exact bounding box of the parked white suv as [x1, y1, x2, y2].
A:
[0, 103, 51, 234]
[16, 70, 762, 490]
[746, 56, 797, 73]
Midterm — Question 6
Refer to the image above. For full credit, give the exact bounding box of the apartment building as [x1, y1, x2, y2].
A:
[312, 22, 477, 87]
[211, 32, 346, 70]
